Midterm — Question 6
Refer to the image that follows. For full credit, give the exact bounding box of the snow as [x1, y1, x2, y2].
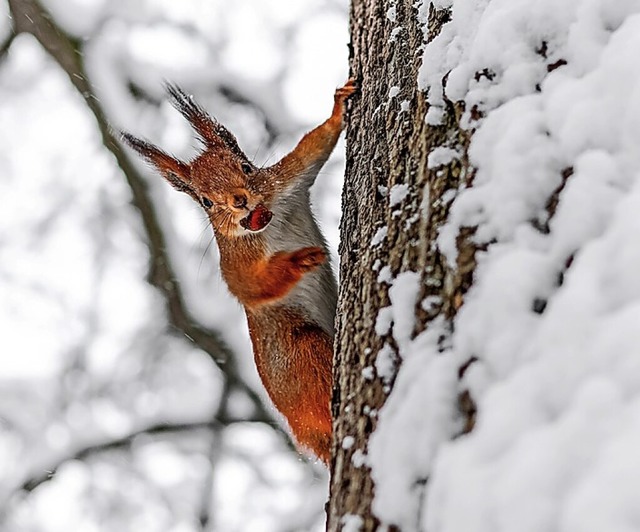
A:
[369, 322, 460, 530]
[369, 268, 459, 528]
[375, 306, 393, 337]
[387, 272, 421, 351]
[389, 28, 404, 43]
[377, 265, 393, 284]
[341, 436, 355, 450]
[421, 295, 442, 312]
[351, 449, 369, 468]
[427, 147, 460, 169]
[389, 184, 410, 207]
[425, 105, 445, 125]
[386, 6, 397, 23]
[361, 366, 375, 381]
[370, 225, 388, 247]
[375, 344, 396, 384]
[341, 514, 364, 532]
[369, 0, 640, 530]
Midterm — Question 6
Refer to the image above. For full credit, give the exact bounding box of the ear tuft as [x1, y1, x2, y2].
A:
[164, 83, 245, 158]
[120, 131, 196, 199]
[121, 131, 158, 160]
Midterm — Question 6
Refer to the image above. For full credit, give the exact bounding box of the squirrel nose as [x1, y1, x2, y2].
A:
[232, 194, 247, 209]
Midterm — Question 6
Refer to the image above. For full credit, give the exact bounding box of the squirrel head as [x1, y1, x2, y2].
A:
[122, 85, 274, 237]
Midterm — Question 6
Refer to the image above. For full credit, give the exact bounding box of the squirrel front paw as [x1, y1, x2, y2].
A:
[290, 247, 326, 272]
[332, 79, 358, 124]
[335, 79, 357, 104]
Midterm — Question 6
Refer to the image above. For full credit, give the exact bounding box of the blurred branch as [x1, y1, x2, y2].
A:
[0, 22, 16, 63]
[6, 0, 287, 435]
[197, 379, 229, 530]
[219, 83, 281, 144]
[198, 382, 231, 532]
[19, 420, 220, 493]
[197, 432, 220, 530]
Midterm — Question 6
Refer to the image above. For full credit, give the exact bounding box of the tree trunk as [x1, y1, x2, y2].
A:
[328, 1, 476, 530]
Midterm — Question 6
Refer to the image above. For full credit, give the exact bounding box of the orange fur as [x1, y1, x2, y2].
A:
[220, 239, 326, 308]
[247, 308, 333, 463]
[273, 80, 356, 186]
[122, 80, 356, 463]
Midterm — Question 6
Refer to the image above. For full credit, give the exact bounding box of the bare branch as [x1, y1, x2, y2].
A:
[0, 13, 16, 63]
[219, 83, 281, 145]
[18, 420, 220, 493]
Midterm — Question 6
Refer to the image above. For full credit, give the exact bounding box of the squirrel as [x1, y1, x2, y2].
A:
[122, 79, 356, 464]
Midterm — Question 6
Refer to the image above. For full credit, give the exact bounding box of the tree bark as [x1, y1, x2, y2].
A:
[328, 1, 478, 529]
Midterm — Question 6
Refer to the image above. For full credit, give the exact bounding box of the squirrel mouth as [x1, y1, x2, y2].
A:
[239, 204, 273, 232]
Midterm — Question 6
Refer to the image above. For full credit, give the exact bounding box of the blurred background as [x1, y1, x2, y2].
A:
[0, 0, 349, 530]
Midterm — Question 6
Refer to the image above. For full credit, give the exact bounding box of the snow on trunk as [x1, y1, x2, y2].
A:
[366, 0, 640, 530]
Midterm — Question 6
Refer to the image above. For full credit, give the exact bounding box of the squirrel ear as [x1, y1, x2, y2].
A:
[121, 132, 197, 200]
[164, 84, 245, 159]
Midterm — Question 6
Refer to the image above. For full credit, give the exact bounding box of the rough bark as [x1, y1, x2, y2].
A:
[328, 1, 479, 530]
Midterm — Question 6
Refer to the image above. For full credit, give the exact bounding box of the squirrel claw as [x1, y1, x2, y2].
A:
[334, 78, 358, 102]
[332, 79, 358, 123]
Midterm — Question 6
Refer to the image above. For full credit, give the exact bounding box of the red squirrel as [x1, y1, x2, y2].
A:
[122, 80, 356, 463]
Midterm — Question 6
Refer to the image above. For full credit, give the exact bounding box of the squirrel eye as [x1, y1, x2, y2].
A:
[201, 197, 213, 209]
[241, 162, 253, 174]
